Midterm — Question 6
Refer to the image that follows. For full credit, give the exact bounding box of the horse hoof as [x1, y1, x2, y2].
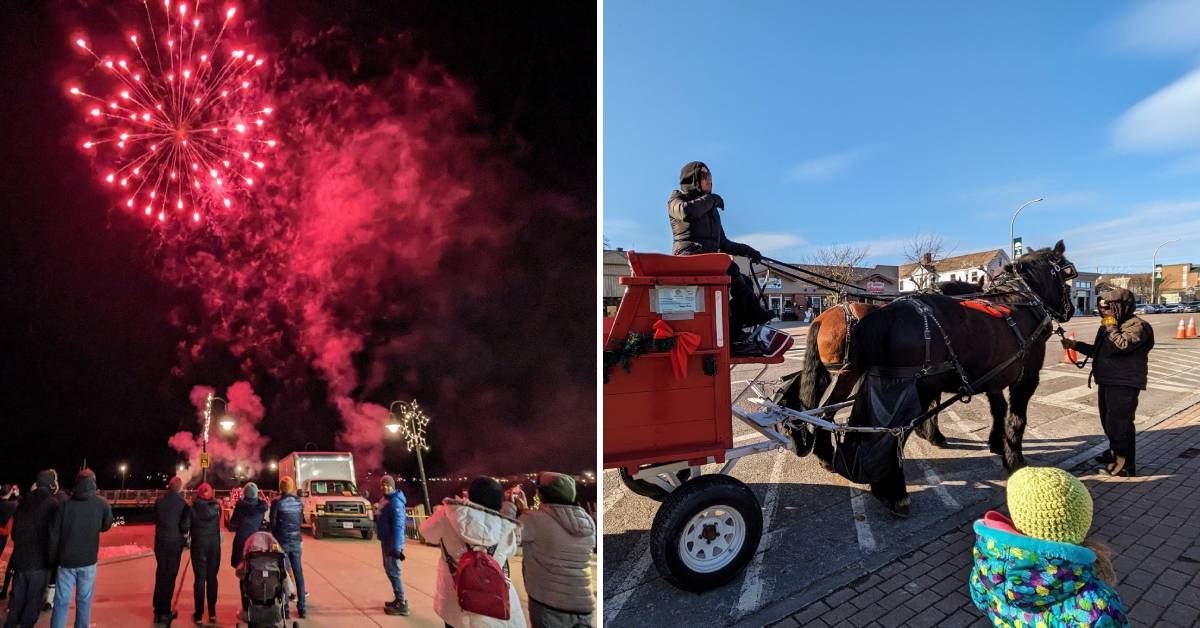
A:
[876, 495, 911, 518]
[928, 434, 949, 449]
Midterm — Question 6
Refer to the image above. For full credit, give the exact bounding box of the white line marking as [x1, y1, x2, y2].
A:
[918, 461, 961, 510]
[849, 488, 877, 552]
[944, 408, 984, 442]
[603, 533, 653, 625]
[734, 452, 787, 615]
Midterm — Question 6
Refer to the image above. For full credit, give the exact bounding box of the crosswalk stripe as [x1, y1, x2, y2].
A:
[849, 487, 877, 552]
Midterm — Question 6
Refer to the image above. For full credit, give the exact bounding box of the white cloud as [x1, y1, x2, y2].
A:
[1060, 200, 1200, 268]
[1112, 0, 1200, 56]
[783, 149, 865, 183]
[732, 232, 807, 253]
[1112, 66, 1200, 153]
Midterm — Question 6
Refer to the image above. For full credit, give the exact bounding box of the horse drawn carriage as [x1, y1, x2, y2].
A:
[603, 244, 1079, 592]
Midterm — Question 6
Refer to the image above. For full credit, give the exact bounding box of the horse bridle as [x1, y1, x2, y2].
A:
[1009, 256, 1076, 324]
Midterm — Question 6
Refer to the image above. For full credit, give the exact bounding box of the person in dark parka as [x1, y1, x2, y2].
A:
[151, 476, 190, 624]
[1062, 287, 1154, 476]
[668, 161, 774, 347]
[226, 482, 267, 569]
[269, 477, 306, 619]
[3, 471, 60, 628]
[188, 483, 222, 623]
[50, 469, 113, 628]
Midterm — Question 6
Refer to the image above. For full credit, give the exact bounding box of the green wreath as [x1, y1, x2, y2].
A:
[603, 331, 677, 383]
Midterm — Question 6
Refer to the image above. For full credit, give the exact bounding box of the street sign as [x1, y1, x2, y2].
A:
[1013, 237, 1023, 258]
[866, 281, 886, 294]
[200, 452, 210, 469]
[758, 277, 782, 290]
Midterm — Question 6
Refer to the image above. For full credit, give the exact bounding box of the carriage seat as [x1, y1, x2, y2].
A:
[626, 251, 732, 278]
[730, 326, 794, 365]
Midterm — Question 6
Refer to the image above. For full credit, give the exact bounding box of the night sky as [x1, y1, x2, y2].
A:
[0, 1, 596, 490]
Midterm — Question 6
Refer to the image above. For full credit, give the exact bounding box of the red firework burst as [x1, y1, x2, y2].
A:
[69, 1, 275, 225]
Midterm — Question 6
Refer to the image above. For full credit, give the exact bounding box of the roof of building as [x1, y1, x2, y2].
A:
[899, 249, 1007, 278]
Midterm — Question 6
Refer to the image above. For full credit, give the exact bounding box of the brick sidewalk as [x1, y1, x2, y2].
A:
[767, 402, 1200, 628]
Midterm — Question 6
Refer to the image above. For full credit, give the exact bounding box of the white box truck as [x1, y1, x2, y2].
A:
[278, 451, 375, 539]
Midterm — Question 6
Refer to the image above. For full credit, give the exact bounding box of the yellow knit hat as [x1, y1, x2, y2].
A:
[1007, 467, 1093, 545]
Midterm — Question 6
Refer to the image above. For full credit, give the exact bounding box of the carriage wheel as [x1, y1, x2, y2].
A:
[650, 475, 762, 592]
[618, 466, 692, 502]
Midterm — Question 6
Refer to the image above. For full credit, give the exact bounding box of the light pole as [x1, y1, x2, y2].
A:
[118, 463, 128, 491]
[1009, 198, 1044, 261]
[201, 392, 235, 484]
[1152, 239, 1179, 305]
[388, 400, 433, 516]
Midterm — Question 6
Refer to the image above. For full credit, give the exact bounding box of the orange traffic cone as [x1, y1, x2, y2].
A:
[1060, 331, 1079, 364]
[1187, 315, 1197, 339]
[1176, 318, 1187, 339]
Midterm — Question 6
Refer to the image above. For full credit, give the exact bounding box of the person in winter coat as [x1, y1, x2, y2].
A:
[1061, 287, 1154, 476]
[0, 485, 17, 600]
[269, 476, 306, 619]
[374, 475, 409, 616]
[227, 482, 268, 569]
[3, 471, 61, 628]
[189, 483, 223, 624]
[667, 161, 774, 350]
[970, 467, 1126, 627]
[420, 476, 526, 628]
[514, 473, 595, 628]
[151, 476, 190, 624]
[50, 469, 113, 628]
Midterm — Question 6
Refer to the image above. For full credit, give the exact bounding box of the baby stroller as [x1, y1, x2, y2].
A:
[236, 531, 298, 628]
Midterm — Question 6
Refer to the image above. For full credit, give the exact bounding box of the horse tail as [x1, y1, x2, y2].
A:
[798, 319, 830, 410]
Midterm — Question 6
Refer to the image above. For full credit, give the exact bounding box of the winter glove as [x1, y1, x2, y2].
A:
[710, 193, 724, 210]
[748, 248, 764, 264]
[1101, 316, 1118, 328]
[1060, 337, 1076, 350]
[389, 548, 405, 560]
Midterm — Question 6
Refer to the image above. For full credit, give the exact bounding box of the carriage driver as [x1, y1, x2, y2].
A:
[1061, 287, 1154, 477]
[668, 161, 775, 354]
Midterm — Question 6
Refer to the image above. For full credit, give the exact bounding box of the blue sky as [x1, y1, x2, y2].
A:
[603, 1, 1200, 273]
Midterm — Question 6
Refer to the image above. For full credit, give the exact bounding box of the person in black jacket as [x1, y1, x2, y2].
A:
[668, 161, 774, 351]
[3, 471, 60, 628]
[151, 476, 190, 624]
[1062, 287, 1154, 477]
[50, 469, 113, 628]
[188, 483, 222, 624]
[226, 482, 268, 617]
[269, 477, 306, 619]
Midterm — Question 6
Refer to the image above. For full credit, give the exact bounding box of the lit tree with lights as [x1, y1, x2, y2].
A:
[387, 400, 432, 516]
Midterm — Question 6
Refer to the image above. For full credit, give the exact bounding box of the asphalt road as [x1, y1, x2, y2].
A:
[602, 313, 1200, 627]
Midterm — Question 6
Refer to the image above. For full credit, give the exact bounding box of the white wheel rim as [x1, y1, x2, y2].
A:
[677, 505, 747, 573]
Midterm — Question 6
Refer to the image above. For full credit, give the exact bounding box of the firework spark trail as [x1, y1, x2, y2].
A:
[69, 1, 274, 224]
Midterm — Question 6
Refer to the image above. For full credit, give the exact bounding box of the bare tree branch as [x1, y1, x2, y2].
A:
[903, 233, 955, 266]
[805, 245, 870, 302]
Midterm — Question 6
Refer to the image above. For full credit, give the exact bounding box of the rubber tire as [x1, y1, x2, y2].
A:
[313, 522, 323, 539]
[360, 529, 373, 540]
[650, 474, 763, 592]
[618, 466, 693, 502]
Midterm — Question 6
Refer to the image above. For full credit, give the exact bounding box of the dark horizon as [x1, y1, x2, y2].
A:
[0, 1, 596, 490]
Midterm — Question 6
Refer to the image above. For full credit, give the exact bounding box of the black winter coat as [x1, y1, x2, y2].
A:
[1074, 288, 1154, 390]
[55, 474, 113, 568]
[227, 497, 268, 567]
[0, 498, 16, 530]
[189, 498, 222, 549]
[154, 491, 191, 548]
[8, 487, 60, 571]
[667, 189, 756, 258]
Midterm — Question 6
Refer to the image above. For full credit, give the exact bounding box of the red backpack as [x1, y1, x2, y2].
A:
[442, 542, 510, 620]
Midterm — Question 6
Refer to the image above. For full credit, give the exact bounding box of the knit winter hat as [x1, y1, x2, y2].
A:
[279, 476, 295, 494]
[1007, 467, 1093, 545]
[243, 482, 259, 500]
[196, 483, 214, 500]
[537, 472, 576, 505]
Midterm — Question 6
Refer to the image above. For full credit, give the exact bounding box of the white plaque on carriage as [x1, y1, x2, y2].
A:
[656, 285, 699, 320]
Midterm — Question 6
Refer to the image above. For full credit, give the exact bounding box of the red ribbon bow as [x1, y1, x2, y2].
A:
[652, 320, 701, 380]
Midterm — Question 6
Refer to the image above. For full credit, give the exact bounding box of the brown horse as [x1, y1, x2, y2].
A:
[781, 281, 981, 463]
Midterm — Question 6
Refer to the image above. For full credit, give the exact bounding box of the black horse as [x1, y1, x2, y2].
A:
[790, 242, 1076, 515]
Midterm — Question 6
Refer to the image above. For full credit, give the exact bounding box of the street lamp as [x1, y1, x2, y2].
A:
[1009, 198, 1043, 261]
[1152, 239, 1179, 305]
[388, 399, 433, 516]
[118, 463, 128, 491]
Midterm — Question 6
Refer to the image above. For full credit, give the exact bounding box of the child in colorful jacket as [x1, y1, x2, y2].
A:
[969, 466, 1127, 627]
